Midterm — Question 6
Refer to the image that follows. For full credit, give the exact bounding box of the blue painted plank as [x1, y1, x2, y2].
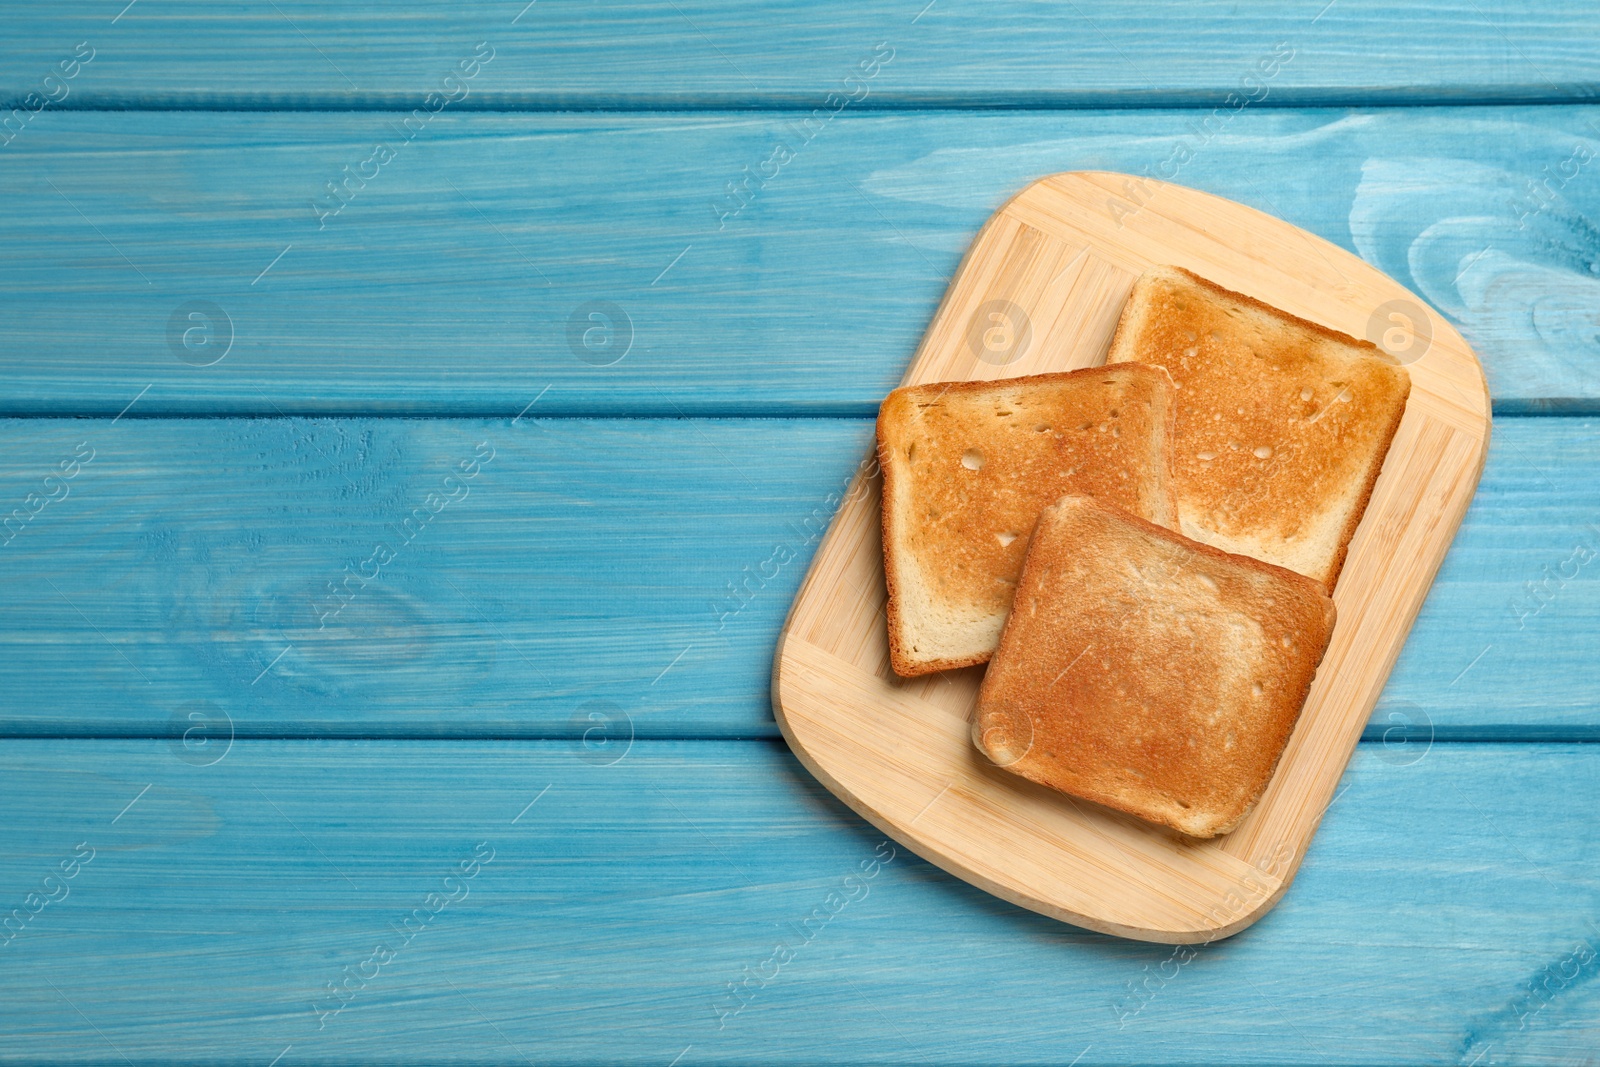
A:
[0, 108, 1597, 415]
[1387, 414, 1600, 740]
[0, 417, 872, 739]
[0, 739, 1595, 1064]
[0, 415, 1594, 739]
[2, 1, 1597, 108]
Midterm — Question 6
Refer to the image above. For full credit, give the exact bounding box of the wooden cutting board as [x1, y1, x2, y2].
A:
[772, 171, 1489, 944]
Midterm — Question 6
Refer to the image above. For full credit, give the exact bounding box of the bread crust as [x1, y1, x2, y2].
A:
[1321, 358, 1410, 591]
[878, 365, 1177, 677]
[1126, 266, 1385, 361]
[1106, 265, 1411, 592]
[974, 494, 1336, 838]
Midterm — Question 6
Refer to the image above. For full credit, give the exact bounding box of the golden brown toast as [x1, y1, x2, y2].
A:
[974, 495, 1336, 838]
[878, 365, 1177, 677]
[1106, 265, 1410, 592]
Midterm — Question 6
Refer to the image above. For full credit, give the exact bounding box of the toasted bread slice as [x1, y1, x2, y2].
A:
[1106, 265, 1410, 591]
[974, 495, 1336, 838]
[878, 364, 1176, 678]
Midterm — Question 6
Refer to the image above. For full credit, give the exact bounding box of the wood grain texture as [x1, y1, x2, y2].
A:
[0, 3, 1589, 1057]
[0, 417, 871, 739]
[4, 1, 1598, 107]
[0, 415, 1593, 739]
[775, 172, 1489, 940]
[0, 739, 1595, 1065]
[0, 108, 1597, 414]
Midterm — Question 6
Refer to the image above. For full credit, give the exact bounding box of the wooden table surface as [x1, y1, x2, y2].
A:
[2, 4, 1597, 1064]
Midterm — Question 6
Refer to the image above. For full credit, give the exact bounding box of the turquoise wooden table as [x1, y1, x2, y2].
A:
[3, 3, 1598, 1063]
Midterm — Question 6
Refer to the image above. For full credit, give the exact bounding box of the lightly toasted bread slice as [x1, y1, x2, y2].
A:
[878, 364, 1177, 678]
[1106, 265, 1410, 592]
[974, 495, 1336, 838]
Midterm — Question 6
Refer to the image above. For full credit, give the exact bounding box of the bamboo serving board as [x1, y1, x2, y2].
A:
[772, 172, 1490, 944]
